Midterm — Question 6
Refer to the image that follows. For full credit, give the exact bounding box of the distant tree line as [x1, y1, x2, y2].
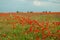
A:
[16, 11, 51, 13]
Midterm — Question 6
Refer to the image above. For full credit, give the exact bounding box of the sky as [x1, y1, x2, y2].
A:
[0, 0, 60, 12]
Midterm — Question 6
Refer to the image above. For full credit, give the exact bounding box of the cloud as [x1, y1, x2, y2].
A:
[33, 0, 41, 6]
[49, 0, 60, 4]
[26, 0, 60, 3]
[40, 0, 60, 4]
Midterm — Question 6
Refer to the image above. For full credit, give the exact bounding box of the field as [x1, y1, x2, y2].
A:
[0, 12, 60, 40]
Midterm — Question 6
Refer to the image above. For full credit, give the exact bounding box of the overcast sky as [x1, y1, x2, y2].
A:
[0, 0, 60, 12]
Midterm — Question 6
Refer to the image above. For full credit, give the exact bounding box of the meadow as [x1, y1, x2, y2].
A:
[0, 12, 60, 40]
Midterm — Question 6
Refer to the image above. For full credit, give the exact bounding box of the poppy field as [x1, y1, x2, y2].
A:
[0, 12, 60, 40]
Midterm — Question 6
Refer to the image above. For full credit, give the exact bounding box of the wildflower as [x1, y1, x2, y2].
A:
[29, 26, 33, 32]
[42, 34, 47, 39]
[53, 22, 60, 26]
[28, 20, 33, 25]
[42, 27, 51, 36]
[12, 24, 16, 29]
[57, 30, 60, 33]
[13, 34, 16, 37]
[46, 22, 49, 28]
[7, 38, 11, 40]
[2, 34, 7, 37]
[10, 22, 16, 29]
[6, 17, 11, 20]
[36, 36, 40, 40]
[34, 29, 40, 33]
[33, 20, 44, 28]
